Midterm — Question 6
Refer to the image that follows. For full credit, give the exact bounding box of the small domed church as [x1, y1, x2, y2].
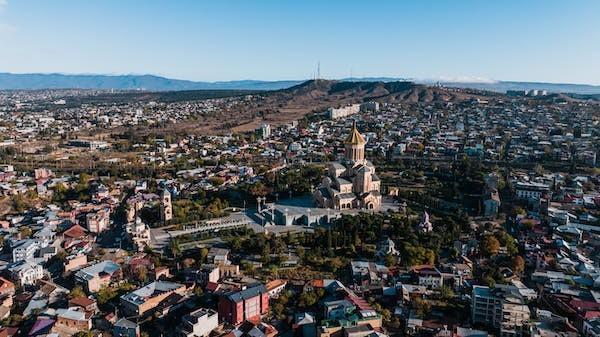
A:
[313, 121, 382, 210]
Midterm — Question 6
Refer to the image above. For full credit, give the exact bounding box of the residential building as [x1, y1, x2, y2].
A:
[7, 261, 44, 286]
[0, 277, 15, 298]
[350, 261, 389, 286]
[207, 247, 230, 265]
[113, 318, 140, 337]
[11, 239, 40, 262]
[55, 308, 92, 331]
[265, 279, 287, 299]
[515, 182, 550, 201]
[413, 266, 444, 289]
[64, 254, 88, 272]
[75, 260, 121, 292]
[177, 308, 219, 337]
[472, 285, 531, 337]
[120, 281, 186, 317]
[584, 318, 600, 337]
[86, 209, 110, 233]
[327, 104, 360, 119]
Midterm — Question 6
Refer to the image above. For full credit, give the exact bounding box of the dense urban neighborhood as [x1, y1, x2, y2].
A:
[0, 80, 599, 337]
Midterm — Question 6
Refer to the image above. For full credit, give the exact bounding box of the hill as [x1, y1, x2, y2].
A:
[214, 80, 490, 133]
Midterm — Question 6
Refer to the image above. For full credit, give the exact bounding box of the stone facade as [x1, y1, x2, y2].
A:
[314, 121, 382, 210]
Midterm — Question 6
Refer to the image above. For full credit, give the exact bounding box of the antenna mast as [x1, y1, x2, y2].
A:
[317, 61, 320, 80]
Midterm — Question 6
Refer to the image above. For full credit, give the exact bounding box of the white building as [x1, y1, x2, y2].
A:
[376, 238, 400, 258]
[514, 182, 550, 201]
[177, 308, 219, 337]
[327, 104, 360, 119]
[12, 239, 40, 262]
[260, 123, 271, 139]
[8, 261, 44, 286]
[417, 211, 434, 233]
[414, 266, 443, 289]
[126, 217, 151, 252]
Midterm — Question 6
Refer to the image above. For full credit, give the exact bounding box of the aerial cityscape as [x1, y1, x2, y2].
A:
[0, 1, 599, 337]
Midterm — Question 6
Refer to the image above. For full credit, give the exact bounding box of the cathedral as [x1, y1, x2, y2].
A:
[313, 121, 382, 210]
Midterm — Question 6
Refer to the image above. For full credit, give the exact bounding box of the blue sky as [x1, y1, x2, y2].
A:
[0, 0, 599, 84]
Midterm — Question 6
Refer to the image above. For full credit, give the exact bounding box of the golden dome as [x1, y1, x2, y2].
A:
[345, 120, 366, 145]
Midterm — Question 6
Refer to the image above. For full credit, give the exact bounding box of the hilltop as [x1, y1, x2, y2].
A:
[212, 80, 493, 132]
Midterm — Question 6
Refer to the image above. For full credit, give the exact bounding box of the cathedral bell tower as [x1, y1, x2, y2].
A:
[344, 120, 366, 164]
[160, 189, 173, 223]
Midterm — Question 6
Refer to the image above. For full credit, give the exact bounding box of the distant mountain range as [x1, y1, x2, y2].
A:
[0, 73, 300, 91]
[1, 72, 600, 95]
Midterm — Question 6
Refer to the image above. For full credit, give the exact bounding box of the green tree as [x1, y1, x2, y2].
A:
[12, 195, 28, 213]
[73, 331, 93, 337]
[384, 254, 397, 267]
[18, 226, 32, 238]
[438, 285, 455, 301]
[199, 247, 209, 264]
[480, 235, 500, 256]
[413, 297, 431, 318]
[69, 285, 86, 299]
[261, 242, 271, 264]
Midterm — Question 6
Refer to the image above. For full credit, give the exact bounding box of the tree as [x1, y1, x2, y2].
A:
[261, 242, 271, 264]
[193, 286, 204, 297]
[73, 332, 93, 337]
[327, 229, 334, 257]
[298, 291, 320, 308]
[199, 248, 209, 264]
[18, 226, 32, 238]
[96, 287, 117, 306]
[69, 285, 86, 299]
[231, 237, 242, 251]
[134, 266, 148, 283]
[438, 285, 455, 301]
[385, 254, 397, 267]
[533, 164, 545, 176]
[512, 255, 525, 274]
[12, 194, 28, 213]
[2, 314, 23, 327]
[413, 297, 431, 318]
[169, 239, 181, 258]
[404, 244, 436, 266]
[483, 275, 496, 288]
[480, 236, 500, 256]
[208, 176, 225, 187]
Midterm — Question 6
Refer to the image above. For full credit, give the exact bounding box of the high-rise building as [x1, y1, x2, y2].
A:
[260, 123, 271, 139]
[472, 285, 531, 337]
